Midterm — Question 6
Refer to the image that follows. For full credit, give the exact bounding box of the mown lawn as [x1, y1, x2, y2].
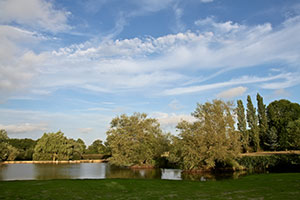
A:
[0, 173, 299, 200]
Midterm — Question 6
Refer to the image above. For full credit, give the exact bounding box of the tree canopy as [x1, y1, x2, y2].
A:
[106, 113, 169, 167]
[246, 95, 260, 151]
[169, 100, 241, 170]
[0, 130, 19, 162]
[267, 99, 300, 150]
[33, 131, 82, 161]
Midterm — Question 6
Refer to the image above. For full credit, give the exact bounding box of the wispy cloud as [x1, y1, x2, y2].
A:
[79, 127, 93, 134]
[163, 74, 288, 96]
[0, 123, 48, 133]
[217, 86, 247, 99]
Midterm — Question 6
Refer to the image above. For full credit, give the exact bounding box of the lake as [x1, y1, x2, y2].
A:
[0, 163, 247, 181]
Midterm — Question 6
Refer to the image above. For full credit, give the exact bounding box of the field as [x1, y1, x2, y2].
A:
[0, 173, 299, 200]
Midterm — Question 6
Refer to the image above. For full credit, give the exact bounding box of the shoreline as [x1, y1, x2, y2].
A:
[0, 159, 108, 165]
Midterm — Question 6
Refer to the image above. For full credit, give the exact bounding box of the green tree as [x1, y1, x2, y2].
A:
[86, 139, 107, 154]
[171, 100, 241, 170]
[264, 126, 279, 150]
[106, 113, 169, 167]
[33, 131, 74, 161]
[267, 99, 300, 150]
[76, 138, 86, 154]
[246, 95, 260, 152]
[256, 93, 268, 150]
[236, 100, 249, 152]
[7, 138, 36, 160]
[286, 119, 300, 149]
[0, 130, 19, 162]
[0, 129, 9, 142]
[68, 138, 85, 160]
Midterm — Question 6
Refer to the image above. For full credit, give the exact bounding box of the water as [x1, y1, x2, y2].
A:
[0, 163, 247, 181]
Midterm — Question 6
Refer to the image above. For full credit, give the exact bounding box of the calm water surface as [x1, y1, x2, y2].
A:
[0, 163, 246, 181]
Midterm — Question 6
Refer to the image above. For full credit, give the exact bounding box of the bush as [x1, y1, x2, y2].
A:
[237, 154, 300, 171]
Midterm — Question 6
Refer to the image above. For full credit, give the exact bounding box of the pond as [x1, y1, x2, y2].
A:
[0, 163, 247, 181]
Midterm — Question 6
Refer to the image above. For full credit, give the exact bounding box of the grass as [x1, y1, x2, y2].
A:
[0, 173, 299, 199]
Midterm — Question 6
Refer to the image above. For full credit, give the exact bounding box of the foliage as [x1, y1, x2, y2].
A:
[33, 131, 75, 161]
[68, 138, 85, 160]
[237, 154, 300, 171]
[286, 119, 300, 149]
[171, 100, 241, 170]
[256, 93, 268, 150]
[0, 130, 19, 162]
[267, 99, 300, 150]
[264, 127, 279, 150]
[246, 95, 260, 151]
[0, 142, 19, 161]
[106, 113, 169, 167]
[236, 100, 249, 152]
[86, 139, 107, 154]
[7, 138, 37, 160]
[0, 129, 9, 142]
[76, 138, 86, 153]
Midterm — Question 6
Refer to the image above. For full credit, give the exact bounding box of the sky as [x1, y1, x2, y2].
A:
[0, 0, 300, 145]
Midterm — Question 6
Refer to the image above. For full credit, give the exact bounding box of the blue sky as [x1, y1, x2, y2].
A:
[0, 0, 300, 145]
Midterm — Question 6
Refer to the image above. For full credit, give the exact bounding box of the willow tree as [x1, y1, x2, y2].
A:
[106, 113, 169, 167]
[172, 100, 241, 170]
[257, 93, 268, 150]
[0, 129, 19, 161]
[33, 131, 74, 161]
[236, 100, 249, 152]
[246, 95, 260, 152]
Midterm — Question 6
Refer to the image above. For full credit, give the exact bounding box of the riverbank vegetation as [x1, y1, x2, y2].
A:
[0, 173, 299, 199]
[1, 94, 300, 171]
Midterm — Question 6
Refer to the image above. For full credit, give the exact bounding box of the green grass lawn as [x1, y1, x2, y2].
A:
[0, 173, 299, 200]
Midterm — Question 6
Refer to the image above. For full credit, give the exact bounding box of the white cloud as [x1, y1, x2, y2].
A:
[168, 99, 184, 110]
[273, 88, 290, 97]
[217, 86, 247, 99]
[0, 0, 70, 32]
[152, 112, 196, 132]
[0, 123, 47, 133]
[2, 15, 300, 99]
[79, 128, 93, 134]
[163, 74, 287, 95]
[260, 73, 300, 89]
[200, 0, 213, 3]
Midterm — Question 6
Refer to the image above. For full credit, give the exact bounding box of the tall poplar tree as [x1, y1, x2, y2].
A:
[246, 95, 260, 151]
[237, 100, 249, 152]
[256, 93, 268, 150]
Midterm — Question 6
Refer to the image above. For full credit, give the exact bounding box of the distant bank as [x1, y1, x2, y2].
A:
[0, 159, 108, 164]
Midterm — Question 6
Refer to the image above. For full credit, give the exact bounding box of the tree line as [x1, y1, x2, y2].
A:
[0, 130, 108, 162]
[1, 94, 300, 171]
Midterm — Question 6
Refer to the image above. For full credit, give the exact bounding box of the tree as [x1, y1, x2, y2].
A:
[267, 99, 300, 150]
[33, 131, 74, 161]
[170, 100, 241, 170]
[264, 126, 279, 151]
[246, 95, 260, 151]
[86, 139, 107, 154]
[0, 130, 19, 162]
[0, 142, 19, 161]
[106, 113, 169, 167]
[76, 138, 86, 153]
[68, 138, 85, 160]
[286, 119, 300, 149]
[257, 93, 268, 150]
[0, 129, 9, 142]
[7, 138, 37, 160]
[236, 100, 249, 152]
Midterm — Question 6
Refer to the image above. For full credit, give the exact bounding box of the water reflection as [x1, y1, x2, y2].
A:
[0, 163, 247, 181]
